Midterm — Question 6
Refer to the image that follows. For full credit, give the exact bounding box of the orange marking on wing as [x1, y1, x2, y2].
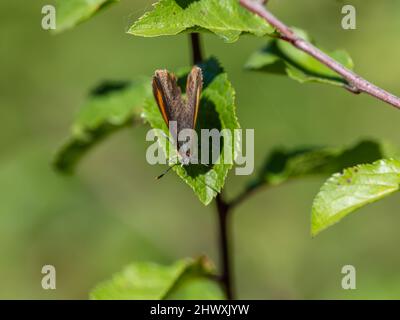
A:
[155, 87, 169, 125]
[193, 86, 201, 128]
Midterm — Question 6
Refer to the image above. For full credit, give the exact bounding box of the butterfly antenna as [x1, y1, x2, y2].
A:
[155, 163, 178, 180]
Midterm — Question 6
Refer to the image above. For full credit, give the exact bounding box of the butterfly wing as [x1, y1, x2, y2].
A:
[152, 67, 203, 158]
[183, 66, 203, 130]
[152, 70, 185, 143]
[152, 70, 184, 126]
[173, 66, 203, 160]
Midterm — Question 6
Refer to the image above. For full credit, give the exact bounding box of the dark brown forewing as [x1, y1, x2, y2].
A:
[152, 69, 185, 127]
[184, 66, 203, 130]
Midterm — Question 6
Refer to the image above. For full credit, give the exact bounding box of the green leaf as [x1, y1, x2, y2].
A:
[245, 28, 354, 86]
[53, 79, 151, 173]
[165, 276, 225, 300]
[311, 159, 400, 237]
[253, 140, 397, 188]
[128, 0, 274, 43]
[142, 57, 240, 205]
[55, 0, 118, 33]
[90, 257, 225, 300]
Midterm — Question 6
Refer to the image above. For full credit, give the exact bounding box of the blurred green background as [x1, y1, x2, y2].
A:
[1, 0, 400, 299]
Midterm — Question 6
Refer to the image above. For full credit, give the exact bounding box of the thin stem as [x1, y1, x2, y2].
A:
[239, 0, 400, 110]
[188, 33, 234, 299]
[228, 181, 265, 209]
[190, 33, 203, 65]
[216, 193, 234, 299]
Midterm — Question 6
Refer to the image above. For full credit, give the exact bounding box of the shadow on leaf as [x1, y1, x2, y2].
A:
[175, 0, 201, 9]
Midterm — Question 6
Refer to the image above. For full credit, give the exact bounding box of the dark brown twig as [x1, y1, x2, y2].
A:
[188, 33, 234, 299]
[190, 33, 203, 65]
[216, 193, 234, 299]
[228, 180, 265, 209]
[239, 0, 400, 109]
